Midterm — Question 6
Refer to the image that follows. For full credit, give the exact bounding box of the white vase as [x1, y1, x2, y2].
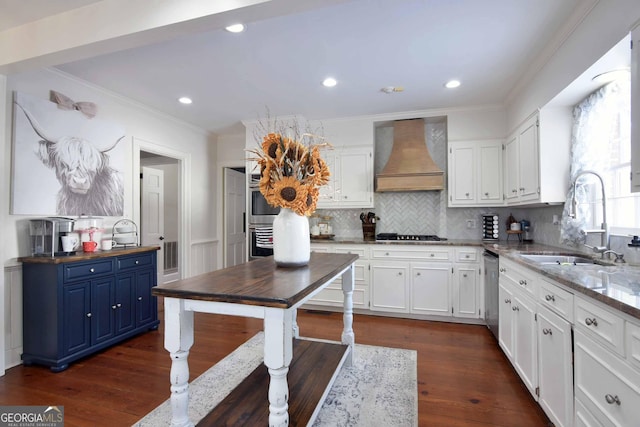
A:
[273, 208, 310, 267]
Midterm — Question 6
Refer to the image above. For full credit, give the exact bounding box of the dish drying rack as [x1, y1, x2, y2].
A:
[111, 219, 139, 248]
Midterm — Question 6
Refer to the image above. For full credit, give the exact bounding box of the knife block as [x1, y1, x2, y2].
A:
[362, 223, 376, 241]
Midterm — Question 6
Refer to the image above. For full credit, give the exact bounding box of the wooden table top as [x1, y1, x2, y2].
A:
[18, 246, 160, 264]
[152, 253, 359, 308]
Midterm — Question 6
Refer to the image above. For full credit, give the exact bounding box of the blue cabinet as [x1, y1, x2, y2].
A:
[22, 249, 159, 372]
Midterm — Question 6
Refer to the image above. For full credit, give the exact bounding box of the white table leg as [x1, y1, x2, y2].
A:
[164, 297, 195, 427]
[264, 307, 294, 427]
[341, 265, 355, 366]
[292, 309, 300, 338]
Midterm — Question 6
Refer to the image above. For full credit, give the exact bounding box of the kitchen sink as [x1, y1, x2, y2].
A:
[519, 254, 597, 266]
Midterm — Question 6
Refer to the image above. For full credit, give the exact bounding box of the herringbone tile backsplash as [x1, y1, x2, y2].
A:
[317, 119, 481, 239]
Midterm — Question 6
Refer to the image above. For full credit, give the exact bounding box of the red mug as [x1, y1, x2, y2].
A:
[83, 241, 98, 253]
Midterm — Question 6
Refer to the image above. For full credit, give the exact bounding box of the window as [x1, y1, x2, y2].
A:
[564, 73, 639, 241]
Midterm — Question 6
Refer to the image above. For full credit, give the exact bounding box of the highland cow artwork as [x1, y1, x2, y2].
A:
[12, 91, 125, 216]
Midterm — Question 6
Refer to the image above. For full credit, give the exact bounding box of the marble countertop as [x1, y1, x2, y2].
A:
[311, 238, 640, 320]
[310, 237, 484, 246]
[487, 242, 640, 320]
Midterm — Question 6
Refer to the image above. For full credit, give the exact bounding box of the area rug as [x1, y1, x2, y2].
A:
[133, 332, 417, 426]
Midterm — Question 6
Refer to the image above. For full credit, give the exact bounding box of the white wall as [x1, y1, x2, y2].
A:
[215, 133, 246, 268]
[0, 73, 7, 374]
[507, 0, 640, 131]
[3, 68, 217, 265]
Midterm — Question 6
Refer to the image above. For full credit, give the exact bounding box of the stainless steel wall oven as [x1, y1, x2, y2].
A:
[248, 174, 280, 224]
[248, 224, 274, 260]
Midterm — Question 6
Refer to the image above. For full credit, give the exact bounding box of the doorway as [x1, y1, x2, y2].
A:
[223, 167, 246, 267]
[133, 137, 190, 285]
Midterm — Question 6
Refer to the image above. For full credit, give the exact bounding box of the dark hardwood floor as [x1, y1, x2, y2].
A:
[0, 302, 550, 426]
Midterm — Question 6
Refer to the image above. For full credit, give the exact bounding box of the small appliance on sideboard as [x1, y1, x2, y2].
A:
[29, 217, 75, 257]
[482, 214, 499, 241]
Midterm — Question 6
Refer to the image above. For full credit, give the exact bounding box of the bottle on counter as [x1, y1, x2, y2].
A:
[310, 214, 320, 236]
[318, 216, 333, 235]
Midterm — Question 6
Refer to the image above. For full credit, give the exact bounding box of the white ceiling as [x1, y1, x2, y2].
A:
[0, 0, 101, 31]
[2, 0, 631, 135]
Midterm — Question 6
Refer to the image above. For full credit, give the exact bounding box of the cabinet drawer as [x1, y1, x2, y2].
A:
[330, 262, 369, 285]
[455, 248, 478, 262]
[575, 330, 640, 426]
[334, 246, 368, 259]
[64, 259, 114, 282]
[575, 296, 624, 356]
[626, 321, 640, 371]
[117, 253, 154, 271]
[538, 278, 574, 321]
[372, 247, 450, 261]
[575, 398, 609, 427]
[310, 244, 332, 253]
[499, 259, 536, 297]
[307, 284, 368, 308]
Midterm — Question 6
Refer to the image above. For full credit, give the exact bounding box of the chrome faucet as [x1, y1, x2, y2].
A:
[601, 250, 626, 263]
[569, 170, 609, 258]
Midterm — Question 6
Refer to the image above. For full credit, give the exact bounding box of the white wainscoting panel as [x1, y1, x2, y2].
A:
[190, 239, 219, 277]
[4, 265, 23, 369]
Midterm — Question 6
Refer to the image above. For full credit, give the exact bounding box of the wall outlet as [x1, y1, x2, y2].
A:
[466, 219, 476, 229]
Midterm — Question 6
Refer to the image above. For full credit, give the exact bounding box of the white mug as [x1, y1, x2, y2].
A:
[101, 239, 116, 251]
[61, 235, 78, 252]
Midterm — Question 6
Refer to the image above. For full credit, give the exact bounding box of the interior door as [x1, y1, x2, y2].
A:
[224, 168, 246, 267]
[141, 166, 165, 284]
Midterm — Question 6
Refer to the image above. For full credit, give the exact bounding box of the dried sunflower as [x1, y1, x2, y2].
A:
[270, 176, 309, 215]
[261, 133, 281, 159]
[247, 129, 331, 216]
[304, 186, 320, 216]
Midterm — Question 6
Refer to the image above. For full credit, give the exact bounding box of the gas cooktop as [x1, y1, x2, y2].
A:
[376, 233, 447, 242]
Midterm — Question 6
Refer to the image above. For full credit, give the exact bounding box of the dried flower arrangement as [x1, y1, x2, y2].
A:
[247, 120, 331, 216]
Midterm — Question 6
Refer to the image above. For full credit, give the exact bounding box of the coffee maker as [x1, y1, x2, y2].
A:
[29, 217, 75, 256]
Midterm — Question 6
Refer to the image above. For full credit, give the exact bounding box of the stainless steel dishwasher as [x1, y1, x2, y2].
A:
[483, 249, 499, 340]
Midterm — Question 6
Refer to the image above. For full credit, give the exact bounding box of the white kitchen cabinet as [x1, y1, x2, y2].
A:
[371, 261, 409, 313]
[538, 277, 574, 322]
[575, 398, 603, 427]
[575, 295, 625, 357]
[453, 247, 482, 318]
[499, 258, 538, 399]
[307, 244, 370, 309]
[504, 115, 539, 203]
[448, 139, 503, 206]
[575, 329, 640, 427]
[504, 109, 570, 205]
[500, 258, 574, 413]
[454, 264, 480, 318]
[512, 290, 538, 398]
[371, 245, 481, 320]
[537, 304, 574, 427]
[410, 263, 452, 316]
[498, 281, 515, 361]
[317, 146, 373, 209]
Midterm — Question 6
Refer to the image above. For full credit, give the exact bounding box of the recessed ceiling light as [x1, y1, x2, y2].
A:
[225, 23, 246, 33]
[445, 80, 461, 89]
[380, 86, 404, 94]
[322, 77, 337, 88]
[592, 68, 630, 84]
[178, 97, 192, 104]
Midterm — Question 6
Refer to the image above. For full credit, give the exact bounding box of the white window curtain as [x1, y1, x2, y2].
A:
[560, 76, 631, 246]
